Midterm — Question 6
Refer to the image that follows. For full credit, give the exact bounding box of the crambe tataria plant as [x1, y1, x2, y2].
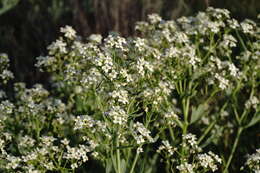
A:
[0, 7, 259, 173]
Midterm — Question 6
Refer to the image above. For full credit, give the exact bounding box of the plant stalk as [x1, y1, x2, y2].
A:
[129, 152, 139, 173]
[116, 135, 121, 173]
[223, 127, 243, 173]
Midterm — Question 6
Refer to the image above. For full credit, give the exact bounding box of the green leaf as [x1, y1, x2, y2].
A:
[190, 103, 209, 124]
[120, 159, 126, 173]
[0, 0, 19, 15]
[191, 68, 207, 81]
[106, 159, 113, 173]
[200, 134, 215, 148]
[245, 113, 260, 128]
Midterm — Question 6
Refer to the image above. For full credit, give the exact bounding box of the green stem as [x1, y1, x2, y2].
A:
[116, 135, 121, 173]
[185, 98, 190, 123]
[239, 81, 254, 125]
[169, 125, 175, 142]
[182, 123, 188, 137]
[180, 80, 191, 162]
[198, 120, 216, 144]
[235, 30, 247, 51]
[179, 81, 183, 94]
[223, 127, 243, 173]
[166, 159, 171, 173]
[232, 105, 240, 124]
[180, 122, 188, 164]
[239, 110, 248, 125]
[129, 152, 139, 173]
[205, 88, 219, 104]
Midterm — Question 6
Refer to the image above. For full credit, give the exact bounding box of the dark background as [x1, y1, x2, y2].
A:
[0, 0, 259, 85]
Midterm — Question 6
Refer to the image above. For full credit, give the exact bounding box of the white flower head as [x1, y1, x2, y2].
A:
[60, 25, 76, 39]
[88, 34, 102, 43]
[148, 13, 162, 24]
[47, 39, 67, 54]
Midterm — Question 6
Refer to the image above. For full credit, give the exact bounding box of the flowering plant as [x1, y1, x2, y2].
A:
[0, 7, 259, 173]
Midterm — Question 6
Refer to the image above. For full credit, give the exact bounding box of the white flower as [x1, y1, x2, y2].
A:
[64, 145, 90, 163]
[215, 73, 229, 90]
[183, 133, 197, 147]
[174, 32, 189, 43]
[165, 47, 180, 58]
[74, 115, 95, 130]
[227, 62, 239, 77]
[133, 37, 147, 52]
[0, 69, 13, 81]
[104, 35, 127, 51]
[60, 25, 76, 39]
[157, 140, 175, 156]
[91, 152, 99, 158]
[19, 135, 35, 147]
[244, 149, 260, 172]
[133, 122, 154, 144]
[71, 162, 78, 169]
[88, 34, 102, 43]
[245, 96, 259, 110]
[6, 155, 21, 169]
[107, 106, 128, 125]
[61, 138, 70, 146]
[197, 152, 221, 172]
[137, 147, 143, 154]
[0, 100, 15, 114]
[22, 151, 38, 162]
[241, 20, 256, 34]
[228, 19, 239, 29]
[110, 89, 129, 104]
[40, 136, 56, 146]
[221, 34, 237, 48]
[177, 162, 194, 173]
[148, 13, 162, 24]
[47, 39, 67, 54]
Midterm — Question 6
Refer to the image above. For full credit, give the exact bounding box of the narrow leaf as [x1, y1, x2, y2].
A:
[190, 103, 209, 124]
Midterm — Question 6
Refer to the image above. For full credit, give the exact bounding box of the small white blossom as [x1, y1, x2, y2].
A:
[107, 106, 128, 125]
[74, 115, 95, 130]
[6, 155, 21, 169]
[157, 140, 176, 156]
[245, 96, 259, 110]
[241, 20, 256, 34]
[133, 122, 154, 144]
[215, 73, 229, 90]
[47, 39, 67, 54]
[60, 25, 76, 39]
[137, 147, 143, 154]
[61, 138, 70, 146]
[243, 149, 260, 172]
[148, 13, 162, 24]
[197, 152, 221, 172]
[228, 19, 239, 29]
[177, 162, 194, 173]
[88, 34, 102, 43]
[110, 89, 129, 104]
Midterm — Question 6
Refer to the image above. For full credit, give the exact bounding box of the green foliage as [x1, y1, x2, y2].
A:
[0, 0, 19, 15]
[0, 8, 259, 172]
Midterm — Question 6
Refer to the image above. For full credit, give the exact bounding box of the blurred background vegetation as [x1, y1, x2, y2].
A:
[0, 0, 259, 85]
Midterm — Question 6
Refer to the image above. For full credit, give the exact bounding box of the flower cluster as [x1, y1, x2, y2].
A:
[242, 149, 260, 172]
[157, 140, 176, 156]
[0, 7, 259, 173]
[158, 134, 221, 172]
[0, 53, 13, 84]
[197, 152, 222, 172]
[132, 122, 154, 144]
